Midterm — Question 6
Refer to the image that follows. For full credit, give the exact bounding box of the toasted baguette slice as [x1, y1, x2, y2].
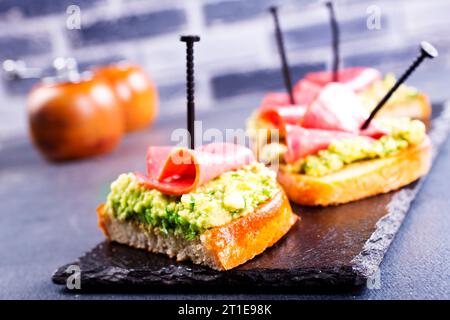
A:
[277, 138, 431, 206]
[97, 190, 297, 271]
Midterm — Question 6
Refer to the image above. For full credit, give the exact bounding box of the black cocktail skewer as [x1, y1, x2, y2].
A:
[270, 6, 295, 105]
[180, 35, 200, 149]
[361, 41, 438, 130]
[326, 1, 340, 82]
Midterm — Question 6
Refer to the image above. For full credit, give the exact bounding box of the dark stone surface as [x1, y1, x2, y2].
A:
[1, 102, 449, 299]
[52, 241, 361, 292]
[211, 63, 325, 99]
[68, 9, 187, 47]
[50, 103, 450, 292]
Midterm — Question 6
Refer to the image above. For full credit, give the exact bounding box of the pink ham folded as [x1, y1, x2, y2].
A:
[284, 125, 361, 163]
[302, 83, 366, 132]
[257, 82, 319, 128]
[301, 83, 387, 137]
[257, 69, 388, 164]
[302, 67, 381, 93]
[259, 103, 306, 128]
[257, 68, 381, 129]
[258, 92, 305, 127]
[136, 143, 255, 195]
[260, 80, 322, 112]
[292, 79, 323, 106]
[283, 84, 387, 163]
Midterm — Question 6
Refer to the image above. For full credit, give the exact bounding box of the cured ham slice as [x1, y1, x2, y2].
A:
[302, 83, 367, 132]
[257, 68, 381, 129]
[136, 143, 255, 195]
[258, 92, 305, 127]
[301, 83, 387, 138]
[292, 79, 323, 106]
[260, 92, 293, 111]
[260, 81, 322, 113]
[258, 85, 317, 128]
[303, 67, 381, 93]
[259, 104, 306, 128]
[284, 124, 360, 163]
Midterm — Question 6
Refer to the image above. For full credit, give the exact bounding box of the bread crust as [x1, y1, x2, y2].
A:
[277, 138, 431, 206]
[202, 190, 297, 270]
[97, 190, 297, 270]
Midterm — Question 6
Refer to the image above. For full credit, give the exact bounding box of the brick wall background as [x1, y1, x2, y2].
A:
[0, 0, 449, 139]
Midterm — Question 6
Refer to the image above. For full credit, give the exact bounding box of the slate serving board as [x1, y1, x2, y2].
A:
[52, 103, 450, 292]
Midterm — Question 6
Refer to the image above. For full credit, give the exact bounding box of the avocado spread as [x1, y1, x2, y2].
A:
[286, 118, 426, 177]
[105, 162, 279, 240]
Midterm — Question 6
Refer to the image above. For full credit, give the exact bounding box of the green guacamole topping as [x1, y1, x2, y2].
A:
[105, 162, 279, 240]
[286, 119, 426, 177]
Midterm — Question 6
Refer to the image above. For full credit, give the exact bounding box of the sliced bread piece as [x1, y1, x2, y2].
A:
[97, 190, 297, 270]
[277, 138, 431, 206]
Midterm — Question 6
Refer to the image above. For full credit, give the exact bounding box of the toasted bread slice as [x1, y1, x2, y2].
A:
[97, 190, 297, 270]
[277, 138, 431, 206]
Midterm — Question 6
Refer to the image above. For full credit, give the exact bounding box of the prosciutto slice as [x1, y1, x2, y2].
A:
[301, 82, 387, 137]
[258, 87, 315, 128]
[258, 92, 304, 126]
[284, 124, 361, 163]
[259, 104, 306, 128]
[292, 79, 323, 106]
[136, 143, 255, 195]
[257, 68, 380, 128]
[303, 67, 381, 93]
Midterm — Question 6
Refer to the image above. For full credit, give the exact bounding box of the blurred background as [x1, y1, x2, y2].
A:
[0, 0, 449, 140]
